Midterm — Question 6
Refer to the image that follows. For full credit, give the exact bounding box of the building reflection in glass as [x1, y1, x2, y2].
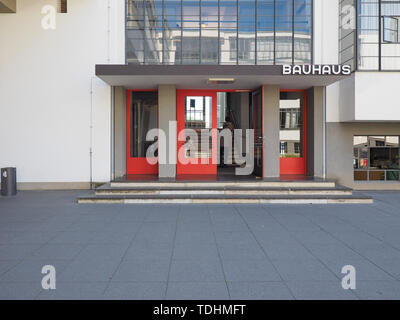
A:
[126, 0, 313, 65]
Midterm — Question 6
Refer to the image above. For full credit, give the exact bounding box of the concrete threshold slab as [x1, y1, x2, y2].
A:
[110, 181, 336, 189]
[78, 197, 373, 205]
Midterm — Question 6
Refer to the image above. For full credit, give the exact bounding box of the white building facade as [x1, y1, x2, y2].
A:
[0, 0, 399, 190]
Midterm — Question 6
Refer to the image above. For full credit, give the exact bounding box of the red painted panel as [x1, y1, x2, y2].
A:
[176, 90, 218, 176]
[126, 90, 158, 175]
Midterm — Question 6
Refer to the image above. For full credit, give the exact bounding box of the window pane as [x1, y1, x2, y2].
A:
[386, 136, 400, 147]
[184, 96, 213, 158]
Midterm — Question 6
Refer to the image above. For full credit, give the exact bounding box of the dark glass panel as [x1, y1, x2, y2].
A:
[130, 91, 158, 158]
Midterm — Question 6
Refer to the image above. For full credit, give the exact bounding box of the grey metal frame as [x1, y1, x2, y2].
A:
[340, 0, 400, 71]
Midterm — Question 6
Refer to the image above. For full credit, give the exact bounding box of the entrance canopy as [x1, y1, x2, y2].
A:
[96, 65, 349, 90]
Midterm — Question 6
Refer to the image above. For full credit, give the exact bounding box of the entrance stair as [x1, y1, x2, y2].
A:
[77, 179, 373, 204]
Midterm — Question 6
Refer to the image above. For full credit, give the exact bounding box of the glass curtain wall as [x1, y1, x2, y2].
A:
[340, 0, 400, 71]
[126, 0, 313, 65]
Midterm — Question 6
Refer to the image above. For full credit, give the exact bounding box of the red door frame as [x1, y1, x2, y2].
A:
[176, 90, 218, 175]
[279, 89, 307, 175]
[126, 89, 159, 175]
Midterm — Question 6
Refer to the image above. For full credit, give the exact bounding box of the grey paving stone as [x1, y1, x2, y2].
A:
[0, 282, 42, 300]
[88, 230, 137, 244]
[146, 211, 178, 222]
[135, 222, 176, 243]
[0, 232, 18, 244]
[354, 281, 400, 300]
[222, 259, 281, 282]
[112, 259, 170, 282]
[26, 220, 76, 232]
[260, 242, 316, 260]
[67, 221, 108, 232]
[214, 231, 259, 246]
[270, 216, 321, 232]
[51, 231, 97, 244]
[58, 258, 121, 282]
[367, 257, 400, 280]
[174, 230, 215, 245]
[173, 243, 220, 260]
[304, 243, 364, 262]
[0, 244, 42, 260]
[113, 210, 148, 222]
[77, 213, 115, 222]
[166, 282, 229, 300]
[31, 244, 85, 260]
[218, 244, 266, 260]
[212, 220, 249, 232]
[2, 191, 400, 299]
[104, 282, 167, 300]
[75, 244, 129, 261]
[179, 210, 210, 222]
[102, 222, 142, 233]
[0, 222, 33, 232]
[37, 282, 108, 300]
[0, 259, 72, 282]
[6, 232, 58, 245]
[289, 230, 340, 245]
[227, 281, 294, 300]
[351, 243, 400, 262]
[169, 259, 225, 282]
[177, 220, 213, 232]
[286, 281, 359, 300]
[322, 258, 395, 281]
[124, 241, 173, 261]
[0, 260, 21, 277]
[271, 258, 338, 281]
[245, 220, 285, 232]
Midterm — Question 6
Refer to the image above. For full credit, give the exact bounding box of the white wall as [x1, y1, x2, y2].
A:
[330, 72, 400, 122]
[355, 72, 400, 121]
[0, 0, 125, 185]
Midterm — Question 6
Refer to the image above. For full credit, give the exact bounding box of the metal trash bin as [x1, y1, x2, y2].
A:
[1, 167, 17, 196]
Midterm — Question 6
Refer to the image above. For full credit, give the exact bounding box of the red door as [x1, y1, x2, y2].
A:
[176, 90, 218, 176]
[126, 90, 159, 175]
[279, 90, 307, 175]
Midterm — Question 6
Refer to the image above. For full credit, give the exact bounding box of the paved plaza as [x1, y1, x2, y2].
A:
[0, 190, 400, 300]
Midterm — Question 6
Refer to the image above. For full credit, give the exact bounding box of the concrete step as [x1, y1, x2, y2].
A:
[110, 180, 337, 189]
[95, 186, 352, 196]
[77, 194, 373, 205]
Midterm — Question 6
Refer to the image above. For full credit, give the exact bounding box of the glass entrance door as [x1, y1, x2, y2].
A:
[279, 90, 307, 175]
[177, 90, 218, 175]
[126, 90, 158, 175]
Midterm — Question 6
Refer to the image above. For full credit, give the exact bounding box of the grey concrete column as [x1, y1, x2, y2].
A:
[158, 85, 177, 178]
[113, 86, 126, 179]
[306, 87, 324, 178]
[263, 85, 280, 178]
[313, 87, 324, 178]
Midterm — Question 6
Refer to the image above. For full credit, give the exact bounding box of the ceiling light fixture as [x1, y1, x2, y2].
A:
[207, 78, 236, 84]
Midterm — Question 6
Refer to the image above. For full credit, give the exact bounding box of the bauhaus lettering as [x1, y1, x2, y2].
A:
[282, 64, 352, 75]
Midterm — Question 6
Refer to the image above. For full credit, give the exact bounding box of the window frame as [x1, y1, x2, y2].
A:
[353, 135, 400, 182]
